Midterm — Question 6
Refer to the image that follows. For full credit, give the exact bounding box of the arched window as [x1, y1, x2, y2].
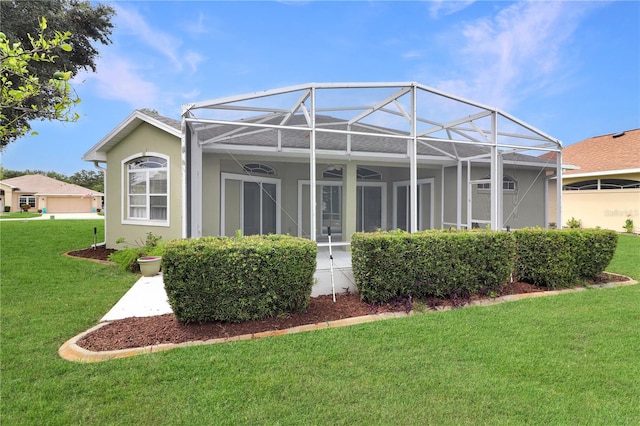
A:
[321, 166, 382, 180]
[323, 165, 343, 179]
[477, 175, 517, 192]
[243, 163, 276, 176]
[357, 167, 382, 180]
[126, 156, 168, 222]
[564, 179, 640, 190]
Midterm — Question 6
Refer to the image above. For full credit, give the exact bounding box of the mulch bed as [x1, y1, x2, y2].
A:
[66, 246, 630, 352]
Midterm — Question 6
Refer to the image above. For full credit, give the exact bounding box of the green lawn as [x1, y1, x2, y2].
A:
[1, 221, 639, 425]
[0, 211, 42, 219]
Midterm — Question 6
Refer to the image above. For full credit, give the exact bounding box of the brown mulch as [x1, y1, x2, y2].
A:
[66, 246, 630, 352]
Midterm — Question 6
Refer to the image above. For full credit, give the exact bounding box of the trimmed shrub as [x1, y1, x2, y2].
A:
[564, 229, 618, 280]
[163, 235, 317, 323]
[352, 230, 515, 304]
[513, 228, 618, 288]
[513, 229, 575, 288]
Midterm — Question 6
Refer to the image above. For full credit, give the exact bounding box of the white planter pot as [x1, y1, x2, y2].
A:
[138, 256, 162, 277]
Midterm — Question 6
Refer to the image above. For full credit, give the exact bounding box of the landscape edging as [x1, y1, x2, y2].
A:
[59, 278, 638, 363]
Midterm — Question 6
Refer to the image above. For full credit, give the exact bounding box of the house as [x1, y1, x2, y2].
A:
[0, 174, 103, 213]
[83, 83, 563, 294]
[547, 129, 640, 231]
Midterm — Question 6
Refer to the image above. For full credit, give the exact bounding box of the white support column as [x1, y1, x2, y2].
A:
[181, 116, 188, 238]
[466, 160, 472, 229]
[344, 162, 357, 240]
[310, 87, 317, 241]
[490, 111, 499, 231]
[409, 84, 418, 233]
[497, 152, 503, 229]
[556, 149, 563, 228]
[190, 130, 203, 238]
[456, 160, 462, 229]
[440, 165, 445, 229]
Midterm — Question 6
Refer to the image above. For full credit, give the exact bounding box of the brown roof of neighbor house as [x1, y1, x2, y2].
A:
[0, 174, 103, 196]
[561, 128, 640, 175]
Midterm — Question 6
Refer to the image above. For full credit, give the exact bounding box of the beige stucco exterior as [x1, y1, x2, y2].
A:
[85, 110, 555, 249]
[0, 180, 102, 213]
[548, 171, 640, 231]
[104, 122, 183, 248]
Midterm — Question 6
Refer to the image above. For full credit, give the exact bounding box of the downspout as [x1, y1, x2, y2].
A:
[93, 161, 107, 246]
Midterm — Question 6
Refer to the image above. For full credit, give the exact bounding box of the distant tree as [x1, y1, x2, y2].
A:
[0, 0, 115, 147]
[0, 167, 69, 181]
[69, 169, 103, 192]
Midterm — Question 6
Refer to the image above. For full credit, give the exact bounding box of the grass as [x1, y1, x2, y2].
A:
[608, 233, 640, 280]
[1, 221, 639, 425]
[0, 211, 42, 219]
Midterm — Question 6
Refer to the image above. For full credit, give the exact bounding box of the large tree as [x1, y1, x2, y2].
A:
[0, 0, 114, 148]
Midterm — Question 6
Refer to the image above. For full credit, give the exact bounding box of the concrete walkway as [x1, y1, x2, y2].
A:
[101, 273, 172, 321]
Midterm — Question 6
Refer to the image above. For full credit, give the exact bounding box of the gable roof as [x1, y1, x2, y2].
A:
[0, 174, 103, 196]
[562, 128, 640, 176]
[82, 110, 181, 162]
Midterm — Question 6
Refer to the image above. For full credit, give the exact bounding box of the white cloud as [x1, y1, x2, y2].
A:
[90, 56, 158, 107]
[113, 4, 203, 73]
[184, 51, 205, 73]
[429, 0, 476, 19]
[434, 1, 592, 110]
[402, 50, 423, 59]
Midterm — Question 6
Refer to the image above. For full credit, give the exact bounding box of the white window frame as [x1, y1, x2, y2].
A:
[357, 182, 387, 232]
[393, 178, 434, 231]
[19, 195, 36, 208]
[221, 172, 281, 236]
[298, 180, 387, 237]
[477, 175, 517, 193]
[121, 153, 170, 227]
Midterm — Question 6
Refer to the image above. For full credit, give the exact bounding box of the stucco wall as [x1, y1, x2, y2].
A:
[563, 189, 640, 231]
[206, 156, 447, 239]
[547, 172, 640, 230]
[443, 164, 547, 229]
[105, 123, 182, 248]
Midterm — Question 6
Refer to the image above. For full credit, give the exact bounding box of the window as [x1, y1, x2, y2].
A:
[321, 185, 341, 235]
[19, 195, 36, 207]
[357, 185, 383, 232]
[564, 179, 640, 190]
[357, 167, 382, 181]
[126, 156, 168, 222]
[477, 175, 517, 192]
[323, 166, 343, 179]
[243, 163, 276, 176]
[243, 181, 277, 235]
[322, 166, 382, 180]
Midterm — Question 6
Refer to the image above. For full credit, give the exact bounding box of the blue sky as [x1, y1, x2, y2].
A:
[2, 0, 639, 175]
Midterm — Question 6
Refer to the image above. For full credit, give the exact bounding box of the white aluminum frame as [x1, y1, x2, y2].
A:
[182, 82, 563, 239]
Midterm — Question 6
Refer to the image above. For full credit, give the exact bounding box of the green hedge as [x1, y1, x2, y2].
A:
[162, 235, 317, 323]
[514, 228, 618, 288]
[352, 230, 516, 303]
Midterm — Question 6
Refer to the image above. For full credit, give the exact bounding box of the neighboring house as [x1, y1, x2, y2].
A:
[547, 129, 640, 231]
[0, 174, 103, 213]
[83, 83, 564, 251]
